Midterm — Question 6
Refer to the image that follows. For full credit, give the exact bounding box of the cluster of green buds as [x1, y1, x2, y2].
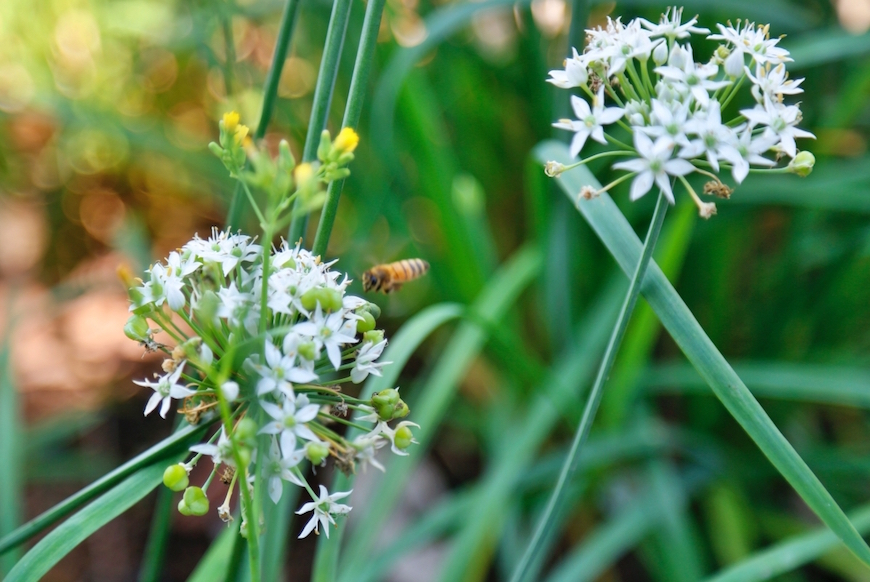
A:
[207, 112, 359, 224]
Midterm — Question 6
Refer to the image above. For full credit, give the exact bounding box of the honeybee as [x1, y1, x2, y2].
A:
[362, 258, 430, 294]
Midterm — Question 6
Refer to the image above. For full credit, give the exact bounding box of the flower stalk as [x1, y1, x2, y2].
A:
[510, 188, 669, 582]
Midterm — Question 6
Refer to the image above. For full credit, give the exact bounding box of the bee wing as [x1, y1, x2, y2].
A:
[386, 282, 403, 294]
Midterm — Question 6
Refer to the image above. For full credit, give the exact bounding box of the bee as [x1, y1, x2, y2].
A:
[362, 258, 429, 294]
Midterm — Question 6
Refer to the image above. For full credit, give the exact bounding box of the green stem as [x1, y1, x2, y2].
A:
[225, 0, 302, 230]
[220, 0, 236, 98]
[311, 0, 389, 257]
[287, 0, 354, 243]
[137, 484, 174, 582]
[509, 189, 669, 582]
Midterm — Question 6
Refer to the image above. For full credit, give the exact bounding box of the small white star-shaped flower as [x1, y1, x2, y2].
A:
[296, 485, 352, 538]
[134, 363, 195, 418]
[553, 86, 625, 158]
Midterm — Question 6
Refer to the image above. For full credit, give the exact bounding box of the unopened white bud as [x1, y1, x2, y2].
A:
[652, 41, 668, 66]
[221, 381, 239, 402]
[668, 44, 688, 69]
[724, 49, 744, 78]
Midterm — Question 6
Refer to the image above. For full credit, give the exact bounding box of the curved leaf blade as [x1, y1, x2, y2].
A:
[5, 463, 164, 582]
[534, 139, 870, 566]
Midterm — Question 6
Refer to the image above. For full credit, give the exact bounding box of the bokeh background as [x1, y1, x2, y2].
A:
[2, 0, 870, 580]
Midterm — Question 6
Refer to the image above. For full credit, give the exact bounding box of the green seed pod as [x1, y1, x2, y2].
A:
[299, 341, 317, 361]
[391, 400, 410, 420]
[372, 388, 400, 408]
[163, 463, 189, 492]
[322, 288, 343, 311]
[124, 315, 151, 342]
[356, 311, 376, 333]
[177, 499, 193, 516]
[183, 487, 210, 516]
[789, 151, 815, 177]
[300, 289, 320, 311]
[306, 441, 330, 465]
[363, 329, 385, 345]
[234, 417, 258, 445]
[363, 302, 381, 319]
[394, 425, 415, 450]
[195, 290, 220, 321]
[236, 447, 252, 469]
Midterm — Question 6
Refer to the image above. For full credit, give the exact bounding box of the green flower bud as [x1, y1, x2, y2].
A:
[299, 341, 317, 361]
[278, 139, 296, 174]
[788, 151, 815, 177]
[372, 388, 401, 421]
[183, 486, 210, 516]
[363, 329, 385, 344]
[178, 337, 203, 360]
[300, 288, 321, 311]
[236, 447, 252, 469]
[306, 441, 330, 465]
[163, 463, 189, 492]
[130, 302, 154, 317]
[195, 290, 220, 321]
[356, 311, 376, 333]
[234, 417, 258, 444]
[177, 499, 193, 516]
[322, 288, 343, 311]
[124, 315, 151, 342]
[394, 425, 415, 450]
[317, 129, 332, 162]
[372, 388, 400, 407]
[362, 302, 381, 319]
[391, 400, 410, 420]
[208, 142, 224, 158]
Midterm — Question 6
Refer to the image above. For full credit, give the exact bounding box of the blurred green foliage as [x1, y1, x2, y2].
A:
[2, 0, 870, 579]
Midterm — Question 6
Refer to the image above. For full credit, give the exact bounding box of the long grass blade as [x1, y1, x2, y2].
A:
[704, 503, 870, 582]
[0, 317, 22, 576]
[535, 139, 870, 566]
[0, 421, 210, 555]
[4, 463, 165, 582]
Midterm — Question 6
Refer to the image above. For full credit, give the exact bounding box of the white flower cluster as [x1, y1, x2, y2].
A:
[126, 228, 418, 538]
[547, 7, 814, 215]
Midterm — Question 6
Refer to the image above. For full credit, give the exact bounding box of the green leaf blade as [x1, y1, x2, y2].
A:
[535, 139, 870, 567]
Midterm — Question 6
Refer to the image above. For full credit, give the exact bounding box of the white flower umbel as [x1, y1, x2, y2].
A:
[296, 485, 353, 538]
[126, 233, 419, 539]
[545, 7, 815, 217]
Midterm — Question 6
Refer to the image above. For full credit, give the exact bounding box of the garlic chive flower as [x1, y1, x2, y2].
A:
[553, 86, 625, 158]
[545, 7, 814, 218]
[126, 234, 419, 538]
[296, 485, 353, 539]
[135, 363, 196, 419]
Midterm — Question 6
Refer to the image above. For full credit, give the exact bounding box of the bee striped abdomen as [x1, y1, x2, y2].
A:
[362, 258, 429, 294]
